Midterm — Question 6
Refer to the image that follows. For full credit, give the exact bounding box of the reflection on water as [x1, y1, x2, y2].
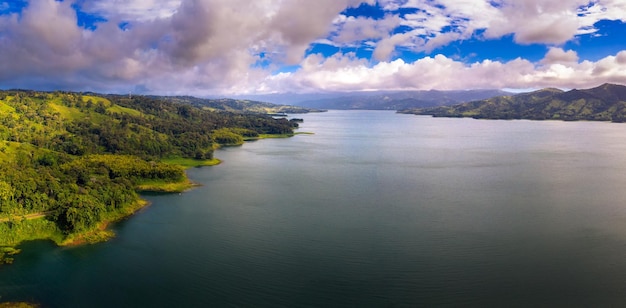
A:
[3, 111, 626, 306]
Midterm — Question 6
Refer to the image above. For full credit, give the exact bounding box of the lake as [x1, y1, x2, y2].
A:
[3, 110, 626, 307]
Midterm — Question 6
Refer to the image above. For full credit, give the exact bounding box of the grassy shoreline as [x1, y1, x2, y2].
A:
[0, 157, 219, 261]
[0, 302, 40, 308]
[0, 199, 151, 250]
[245, 131, 314, 140]
[0, 139, 293, 266]
[161, 157, 221, 168]
[58, 198, 150, 246]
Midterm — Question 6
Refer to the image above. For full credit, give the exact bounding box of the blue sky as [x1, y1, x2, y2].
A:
[0, 0, 625, 95]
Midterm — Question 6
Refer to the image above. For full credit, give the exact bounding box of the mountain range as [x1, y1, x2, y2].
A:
[233, 90, 510, 110]
[402, 83, 626, 122]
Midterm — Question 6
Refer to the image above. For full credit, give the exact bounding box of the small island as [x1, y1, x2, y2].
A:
[0, 90, 301, 262]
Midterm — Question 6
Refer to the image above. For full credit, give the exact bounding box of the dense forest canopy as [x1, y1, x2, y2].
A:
[0, 90, 299, 250]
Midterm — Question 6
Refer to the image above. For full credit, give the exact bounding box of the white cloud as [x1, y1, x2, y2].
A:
[483, 0, 587, 44]
[374, 31, 420, 60]
[360, 0, 626, 57]
[1, 0, 625, 95]
[0, 0, 374, 94]
[331, 15, 402, 45]
[259, 50, 626, 93]
[541, 48, 580, 65]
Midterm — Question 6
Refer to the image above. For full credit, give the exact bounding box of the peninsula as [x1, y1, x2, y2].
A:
[0, 90, 306, 262]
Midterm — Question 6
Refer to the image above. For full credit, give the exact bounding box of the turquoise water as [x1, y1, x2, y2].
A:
[3, 111, 626, 306]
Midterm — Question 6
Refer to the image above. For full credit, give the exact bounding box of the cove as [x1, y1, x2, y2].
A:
[3, 110, 626, 306]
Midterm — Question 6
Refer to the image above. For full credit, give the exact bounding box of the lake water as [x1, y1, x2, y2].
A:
[3, 110, 626, 307]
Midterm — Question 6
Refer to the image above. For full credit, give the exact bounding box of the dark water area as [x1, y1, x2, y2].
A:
[3, 111, 626, 307]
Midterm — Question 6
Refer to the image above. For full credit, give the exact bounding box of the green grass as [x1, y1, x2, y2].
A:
[255, 133, 294, 139]
[82, 95, 112, 107]
[84, 111, 113, 125]
[0, 100, 15, 114]
[161, 157, 221, 168]
[48, 95, 119, 123]
[136, 179, 197, 193]
[0, 247, 21, 264]
[0, 218, 64, 247]
[49, 103, 83, 120]
[0, 302, 40, 308]
[248, 132, 313, 140]
[60, 229, 115, 246]
[0, 199, 151, 251]
[0, 141, 17, 161]
[136, 157, 222, 192]
[107, 105, 143, 117]
[0, 141, 40, 161]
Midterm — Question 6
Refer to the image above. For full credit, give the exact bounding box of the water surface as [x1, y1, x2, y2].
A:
[3, 111, 626, 307]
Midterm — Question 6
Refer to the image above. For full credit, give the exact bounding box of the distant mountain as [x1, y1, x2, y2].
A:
[234, 90, 510, 110]
[230, 92, 340, 106]
[402, 83, 626, 122]
[147, 95, 324, 114]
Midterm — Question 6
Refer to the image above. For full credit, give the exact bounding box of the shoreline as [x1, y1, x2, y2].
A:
[58, 198, 151, 247]
[1, 152, 238, 256]
[0, 134, 294, 267]
[0, 160, 212, 254]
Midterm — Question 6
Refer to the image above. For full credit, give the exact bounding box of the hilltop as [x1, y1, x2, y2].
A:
[402, 84, 626, 122]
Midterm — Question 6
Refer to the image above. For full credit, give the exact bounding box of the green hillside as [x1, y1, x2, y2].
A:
[149, 95, 324, 114]
[0, 90, 298, 255]
[402, 83, 626, 122]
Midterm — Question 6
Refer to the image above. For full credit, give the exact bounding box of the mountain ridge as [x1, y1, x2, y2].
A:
[233, 89, 511, 110]
[294, 89, 511, 110]
[402, 83, 626, 122]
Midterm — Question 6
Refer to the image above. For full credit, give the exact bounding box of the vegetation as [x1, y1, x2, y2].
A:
[161, 157, 221, 168]
[0, 247, 21, 264]
[136, 179, 196, 193]
[0, 90, 299, 259]
[0, 302, 39, 308]
[154, 96, 324, 114]
[296, 89, 508, 110]
[402, 83, 626, 122]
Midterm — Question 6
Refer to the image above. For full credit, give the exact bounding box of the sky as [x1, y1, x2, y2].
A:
[0, 0, 625, 96]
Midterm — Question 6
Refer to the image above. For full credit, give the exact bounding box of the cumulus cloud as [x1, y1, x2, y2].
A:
[364, 0, 626, 57]
[0, 0, 625, 95]
[541, 47, 580, 65]
[331, 15, 402, 45]
[484, 0, 587, 44]
[0, 0, 85, 75]
[374, 31, 422, 60]
[261, 50, 626, 93]
[0, 0, 373, 94]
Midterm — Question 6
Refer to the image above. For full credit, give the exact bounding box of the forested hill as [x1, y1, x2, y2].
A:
[294, 89, 509, 110]
[0, 90, 299, 252]
[401, 84, 626, 122]
[147, 95, 325, 114]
